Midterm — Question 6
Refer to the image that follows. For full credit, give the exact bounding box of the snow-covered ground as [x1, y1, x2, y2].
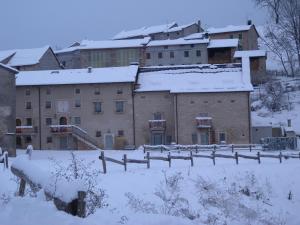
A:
[1, 149, 300, 225]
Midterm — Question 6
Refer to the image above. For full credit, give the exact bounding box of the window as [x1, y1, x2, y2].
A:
[230, 34, 234, 39]
[218, 100, 222, 103]
[196, 50, 201, 57]
[219, 132, 226, 143]
[74, 117, 81, 125]
[231, 100, 236, 103]
[184, 51, 189, 57]
[94, 88, 100, 95]
[96, 131, 102, 137]
[25, 89, 30, 96]
[118, 130, 124, 137]
[117, 89, 123, 94]
[158, 52, 163, 59]
[170, 51, 175, 58]
[26, 102, 32, 110]
[25, 136, 32, 144]
[94, 102, 102, 113]
[26, 118, 32, 126]
[115, 101, 124, 113]
[75, 88, 80, 94]
[75, 99, 81, 108]
[47, 137, 52, 143]
[190, 44, 194, 48]
[238, 33, 243, 40]
[164, 46, 168, 49]
[154, 112, 162, 120]
[46, 118, 52, 126]
[46, 88, 51, 95]
[146, 53, 151, 59]
[45, 101, 51, 109]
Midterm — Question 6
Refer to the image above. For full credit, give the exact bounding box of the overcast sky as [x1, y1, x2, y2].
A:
[0, 0, 267, 51]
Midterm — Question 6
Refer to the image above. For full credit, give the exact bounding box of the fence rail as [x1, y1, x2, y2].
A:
[99, 150, 300, 173]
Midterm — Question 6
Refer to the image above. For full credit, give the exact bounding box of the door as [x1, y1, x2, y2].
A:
[151, 133, 163, 145]
[200, 131, 209, 145]
[60, 136, 68, 149]
[104, 134, 114, 150]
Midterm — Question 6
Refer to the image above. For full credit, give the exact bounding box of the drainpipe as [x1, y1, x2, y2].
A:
[132, 83, 136, 147]
[175, 94, 179, 144]
[38, 86, 42, 150]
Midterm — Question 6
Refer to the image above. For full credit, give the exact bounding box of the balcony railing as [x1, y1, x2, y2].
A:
[50, 125, 73, 134]
[196, 117, 212, 128]
[149, 120, 166, 130]
[16, 126, 37, 135]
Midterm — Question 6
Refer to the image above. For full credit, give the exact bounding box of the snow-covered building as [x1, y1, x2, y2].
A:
[15, 58, 253, 150]
[0, 63, 18, 156]
[0, 46, 61, 71]
[113, 21, 203, 40]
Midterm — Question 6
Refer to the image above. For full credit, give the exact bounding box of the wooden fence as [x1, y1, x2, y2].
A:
[143, 144, 260, 153]
[0, 151, 8, 169]
[11, 166, 87, 218]
[99, 151, 300, 173]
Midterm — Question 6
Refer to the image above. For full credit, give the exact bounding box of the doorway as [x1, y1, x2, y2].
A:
[104, 134, 114, 150]
[199, 131, 209, 145]
[151, 132, 164, 145]
[59, 117, 67, 125]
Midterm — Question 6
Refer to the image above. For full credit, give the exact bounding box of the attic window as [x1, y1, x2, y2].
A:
[25, 89, 30, 96]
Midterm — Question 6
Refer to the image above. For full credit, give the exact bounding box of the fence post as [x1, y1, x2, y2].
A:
[160, 145, 163, 153]
[143, 145, 146, 154]
[19, 179, 26, 197]
[4, 152, 8, 169]
[190, 151, 194, 167]
[123, 154, 127, 171]
[235, 152, 239, 165]
[214, 145, 217, 152]
[212, 151, 216, 166]
[249, 144, 252, 152]
[146, 152, 150, 169]
[77, 191, 86, 218]
[168, 152, 171, 168]
[195, 145, 198, 154]
[279, 152, 282, 164]
[231, 144, 234, 153]
[257, 152, 261, 164]
[100, 151, 107, 174]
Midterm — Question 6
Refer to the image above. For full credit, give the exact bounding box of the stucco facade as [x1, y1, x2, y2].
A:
[0, 65, 18, 156]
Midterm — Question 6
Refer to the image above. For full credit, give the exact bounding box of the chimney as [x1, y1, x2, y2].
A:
[241, 56, 251, 85]
[197, 20, 202, 32]
[288, 119, 292, 127]
[247, 20, 252, 25]
[88, 67, 92, 73]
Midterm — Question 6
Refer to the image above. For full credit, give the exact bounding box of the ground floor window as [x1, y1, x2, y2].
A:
[219, 132, 226, 144]
[151, 132, 165, 145]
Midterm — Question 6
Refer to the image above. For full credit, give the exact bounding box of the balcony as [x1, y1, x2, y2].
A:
[149, 120, 166, 131]
[16, 126, 37, 135]
[196, 117, 212, 128]
[50, 125, 73, 134]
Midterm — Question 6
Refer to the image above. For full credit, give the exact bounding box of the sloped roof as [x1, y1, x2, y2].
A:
[136, 65, 253, 93]
[0, 46, 50, 67]
[0, 50, 16, 62]
[113, 22, 177, 40]
[55, 38, 151, 54]
[207, 25, 253, 34]
[147, 37, 209, 47]
[234, 50, 267, 58]
[0, 63, 19, 73]
[16, 65, 138, 86]
[208, 39, 239, 48]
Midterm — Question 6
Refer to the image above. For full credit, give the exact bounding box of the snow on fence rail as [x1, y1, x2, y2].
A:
[99, 150, 300, 173]
[143, 144, 261, 153]
[0, 148, 8, 169]
[10, 156, 87, 218]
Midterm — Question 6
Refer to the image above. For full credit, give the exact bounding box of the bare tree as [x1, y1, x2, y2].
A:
[254, 0, 281, 23]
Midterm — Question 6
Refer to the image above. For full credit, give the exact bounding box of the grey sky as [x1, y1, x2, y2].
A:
[0, 0, 267, 50]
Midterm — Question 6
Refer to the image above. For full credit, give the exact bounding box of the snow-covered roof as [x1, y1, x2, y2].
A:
[184, 32, 206, 40]
[136, 64, 253, 93]
[0, 63, 19, 73]
[113, 22, 177, 40]
[207, 25, 253, 34]
[0, 46, 50, 67]
[147, 38, 209, 47]
[16, 65, 139, 86]
[208, 39, 239, 48]
[234, 50, 267, 58]
[0, 50, 15, 62]
[166, 22, 197, 32]
[55, 38, 151, 54]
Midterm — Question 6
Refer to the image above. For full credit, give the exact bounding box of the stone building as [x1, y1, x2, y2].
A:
[0, 63, 18, 156]
[113, 21, 203, 40]
[16, 65, 139, 150]
[0, 46, 61, 71]
[15, 58, 253, 150]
